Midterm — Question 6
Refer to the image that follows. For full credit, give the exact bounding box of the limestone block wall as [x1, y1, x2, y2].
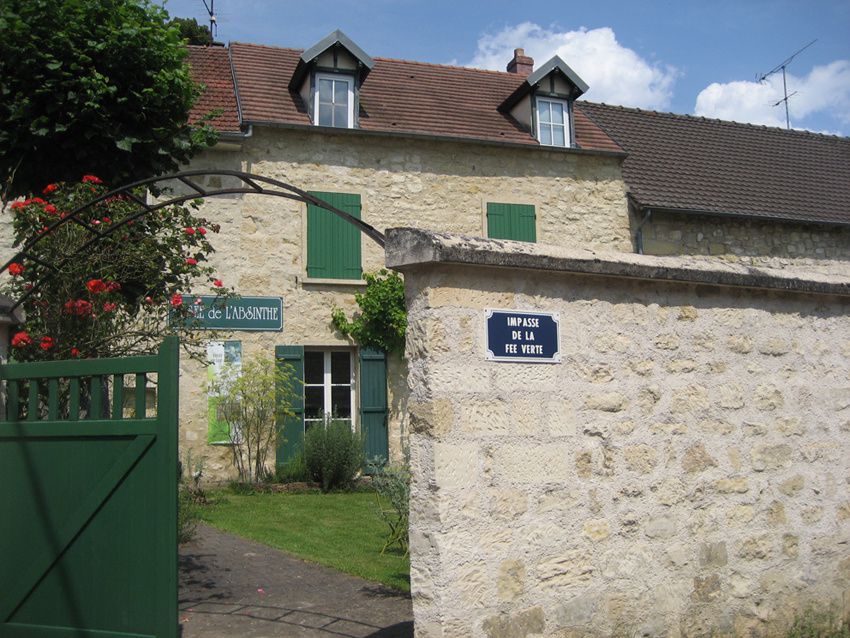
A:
[173, 130, 628, 478]
[638, 210, 850, 277]
[387, 228, 850, 638]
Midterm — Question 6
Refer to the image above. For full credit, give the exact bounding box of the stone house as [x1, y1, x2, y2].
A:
[181, 30, 850, 479]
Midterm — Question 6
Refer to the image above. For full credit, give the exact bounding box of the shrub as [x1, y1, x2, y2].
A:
[304, 419, 364, 492]
[177, 452, 206, 544]
[370, 460, 410, 555]
[276, 451, 311, 483]
[210, 354, 297, 484]
[331, 269, 406, 354]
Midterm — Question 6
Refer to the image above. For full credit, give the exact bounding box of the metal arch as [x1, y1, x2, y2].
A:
[2, 170, 386, 311]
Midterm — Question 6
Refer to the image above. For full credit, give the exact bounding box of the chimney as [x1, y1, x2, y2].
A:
[506, 48, 534, 75]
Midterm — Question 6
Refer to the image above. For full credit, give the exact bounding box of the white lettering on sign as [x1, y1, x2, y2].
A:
[506, 316, 540, 328]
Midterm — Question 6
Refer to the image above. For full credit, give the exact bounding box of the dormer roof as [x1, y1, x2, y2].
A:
[501, 55, 588, 112]
[288, 29, 374, 91]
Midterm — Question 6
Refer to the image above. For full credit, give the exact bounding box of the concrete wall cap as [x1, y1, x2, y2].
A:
[385, 227, 850, 298]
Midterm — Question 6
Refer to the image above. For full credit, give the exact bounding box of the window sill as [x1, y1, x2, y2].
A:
[300, 276, 367, 287]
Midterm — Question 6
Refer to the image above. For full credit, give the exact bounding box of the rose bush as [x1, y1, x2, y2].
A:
[2, 176, 229, 362]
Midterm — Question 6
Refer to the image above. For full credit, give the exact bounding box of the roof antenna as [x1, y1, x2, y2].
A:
[201, 0, 216, 44]
[756, 39, 817, 130]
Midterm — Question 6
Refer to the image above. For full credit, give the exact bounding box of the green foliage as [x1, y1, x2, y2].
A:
[369, 460, 410, 556]
[304, 419, 364, 492]
[2, 177, 231, 361]
[211, 354, 297, 485]
[786, 607, 850, 638]
[0, 0, 217, 199]
[169, 16, 213, 45]
[276, 451, 311, 483]
[178, 451, 206, 544]
[331, 269, 406, 355]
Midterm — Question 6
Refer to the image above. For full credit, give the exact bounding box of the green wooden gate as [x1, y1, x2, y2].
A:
[0, 338, 179, 637]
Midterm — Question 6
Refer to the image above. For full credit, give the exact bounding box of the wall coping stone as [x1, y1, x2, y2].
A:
[385, 227, 850, 298]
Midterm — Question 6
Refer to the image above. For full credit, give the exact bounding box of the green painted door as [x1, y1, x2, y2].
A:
[0, 338, 179, 637]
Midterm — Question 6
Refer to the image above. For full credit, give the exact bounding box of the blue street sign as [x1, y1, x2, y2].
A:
[485, 309, 561, 363]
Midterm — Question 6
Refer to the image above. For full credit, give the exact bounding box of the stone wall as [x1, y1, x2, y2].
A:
[638, 210, 850, 277]
[387, 228, 850, 638]
[174, 129, 628, 478]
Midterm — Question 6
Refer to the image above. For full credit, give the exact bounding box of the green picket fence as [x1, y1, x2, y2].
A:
[0, 338, 178, 637]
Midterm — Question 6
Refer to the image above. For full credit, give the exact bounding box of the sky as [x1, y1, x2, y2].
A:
[163, 0, 850, 136]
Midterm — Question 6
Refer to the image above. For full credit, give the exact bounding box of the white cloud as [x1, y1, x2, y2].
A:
[463, 23, 678, 110]
[694, 60, 850, 130]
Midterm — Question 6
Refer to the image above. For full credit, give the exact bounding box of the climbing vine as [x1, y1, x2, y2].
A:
[331, 269, 406, 355]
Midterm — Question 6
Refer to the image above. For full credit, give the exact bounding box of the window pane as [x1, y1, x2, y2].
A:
[334, 80, 348, 105]
[331, 385, 351, 418]
[538, 100, 551, 123]
[331, 352, 350, 384]
[551, 103, 564, 125]
[318, 79, 333, 101]
[305, 386, 324, 419]
[540, 125, 552, 145]
[333, 104, 348, 127]
[304, 351, 324, 384]
[318, 103, 333, 126]
[553, 126, 566, 146]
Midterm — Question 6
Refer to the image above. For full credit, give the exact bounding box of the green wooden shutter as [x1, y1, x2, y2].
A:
[307, 192, 362, 279]
[487, 203, 536, 242]
[359, 348, 388, 467]
[276, 345, 304, 467]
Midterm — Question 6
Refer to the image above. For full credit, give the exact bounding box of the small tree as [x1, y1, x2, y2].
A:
[211, 354, 296, 485]
[331, 269, 407, 355]
[1, 176, 229, 362]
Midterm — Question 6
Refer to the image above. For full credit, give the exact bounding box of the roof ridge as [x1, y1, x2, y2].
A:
[579, 101, 850, 141]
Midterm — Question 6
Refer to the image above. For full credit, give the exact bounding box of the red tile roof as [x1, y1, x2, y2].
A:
[580, 103, 850, 226]
[217, 42, 622, 152]
[186, 46, 241, 134]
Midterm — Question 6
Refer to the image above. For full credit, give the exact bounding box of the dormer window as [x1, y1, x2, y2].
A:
[288, 29, 374, 130]
[536, 97, 569, 147]
[500, 54, 588, 149]
[315, 73, 354, 128]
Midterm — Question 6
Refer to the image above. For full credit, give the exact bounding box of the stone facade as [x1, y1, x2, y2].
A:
[177, 128, 629, 477]
[638, 210, 850, 276]
[388, 228, 850, 638]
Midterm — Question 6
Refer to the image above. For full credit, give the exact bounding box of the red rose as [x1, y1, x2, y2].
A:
[103, 302, 117, 312]
[184, 227, 196, 236]
[145, 296, 154, 305]
[197, 227, 207, 236]
[65, 299, 93, 316]
[10, 201, 26, 211]
[106, 281, 121, 292]
[70, 347, 81, 357]
[213, 279, 223, 288]
[43, 183, 59, 194]
[170, 294, 183, 307]
[44, 204, 57, 215]
[86, 279, 107, 294]
[8, 262, 24, 276]
[11, 331, 33, 348]
[101, 217, 111, 224]
[31, 197, 46, 205]
[185, 258, 198, 266]
[40, 336, 54, 351]
[82, 175, 103, 184]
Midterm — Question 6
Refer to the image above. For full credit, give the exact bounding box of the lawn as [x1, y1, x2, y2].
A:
[200, 489, 410, 592]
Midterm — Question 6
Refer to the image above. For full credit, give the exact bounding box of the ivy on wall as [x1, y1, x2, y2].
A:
[331, 269, 406, 355]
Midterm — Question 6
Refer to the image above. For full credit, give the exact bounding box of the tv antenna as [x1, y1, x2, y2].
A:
[756, 39, 816, 130]
[201, 0, 217, 44]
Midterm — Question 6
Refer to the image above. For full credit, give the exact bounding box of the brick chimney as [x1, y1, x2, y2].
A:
[506, 48, 534, 75]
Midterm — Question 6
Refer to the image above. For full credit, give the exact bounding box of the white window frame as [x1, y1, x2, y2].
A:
[536, 96, 570, 147]
[313, 73, 355, 129]
[303, 349, 356, 431]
